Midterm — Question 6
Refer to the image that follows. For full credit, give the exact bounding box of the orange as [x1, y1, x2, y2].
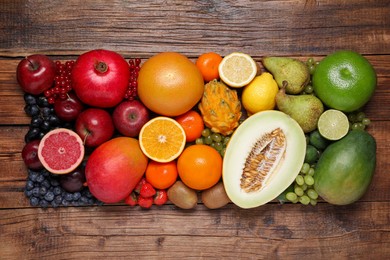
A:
[312, 50, 377, 112]
[139, 116, 186, 163]
[196, 52, 223, 82]
[218, 52, 257, 88]
[175, 110, 204, 142]
[177, 144, 222, 190]
[145, 160, 178, 189]
[137, 52, 204, 117]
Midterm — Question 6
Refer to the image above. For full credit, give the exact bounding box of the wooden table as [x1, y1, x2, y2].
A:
[1, 1, 389, 259]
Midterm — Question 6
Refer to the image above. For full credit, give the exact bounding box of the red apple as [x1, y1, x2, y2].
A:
[54, 92, 84, 122]
[17, 54, 56, 95]
[112, 100, 150, 137]
[22, 139, 43, 170]
[85, 137, 148, 203]
[75, 108, 115, 147]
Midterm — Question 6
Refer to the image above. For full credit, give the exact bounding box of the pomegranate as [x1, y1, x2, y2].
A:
[71, 49, 130, 108]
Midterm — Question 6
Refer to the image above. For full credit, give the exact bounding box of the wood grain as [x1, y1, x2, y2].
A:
[0, 0, 389, 57]
[0, 0, 390, 259]
[1, 203, 389, 259]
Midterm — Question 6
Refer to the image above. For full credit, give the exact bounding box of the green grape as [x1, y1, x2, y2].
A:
[223, 136, 231, 145]
[308, 65, 316, 75]
[204, 135, 213, 145]
[214, 142, 223, 151]
[356, 111, 366, 122]
[308, 167, 315, 176]
[310, 199, 317, 206]
[304, 85, 314, 94]
[201, 128, 211, 137]
[294, 186, 304, 197]
[362, 118, 371, 126]
[295, 174, 305, 186]
[220, 147, 226, 157]
[304, 175, 315, 186]
[286, 192, 298, 202]
[301, 183, 308, 191]
[352, 122, 365, 130]
[300, 163, 310, 174]
[348, 113, 357, 123]
[299, 195, 311, 205]
[195, 138, 204, 145]
[307, 189, 318, 200]
[211, 133, 222, 142]
[306, 57, 315, 66]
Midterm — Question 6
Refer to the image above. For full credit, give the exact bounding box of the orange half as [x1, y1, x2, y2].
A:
[139, 117, 186, 163]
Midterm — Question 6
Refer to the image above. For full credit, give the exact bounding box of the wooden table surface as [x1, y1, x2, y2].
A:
[1, 1, 389, 259]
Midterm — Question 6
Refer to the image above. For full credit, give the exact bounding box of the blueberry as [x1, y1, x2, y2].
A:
[41, 170, 50, 177]
[42, 179, 51, 189]
[24, 189, 33, 197]
[36, 174, 45, 183]
[25, 180, 35, 190]
[44, 191, 54, 202]
[51, 201, 59, 208]
[32, 187, 40, 197]
[64, 192, 73, 201]
[50, 179, 60, 187]
[30, 197, 39, 206]
[39, 199, 49, 208]
[62, 200, 70, 206]
[53, 186, 62, 195]
[39, 187, 47, 196]
[28, 170, 39, 182]
[73, 192, 81, 201]
[79, 196, 89, 204]
[54, 195, 63, 204]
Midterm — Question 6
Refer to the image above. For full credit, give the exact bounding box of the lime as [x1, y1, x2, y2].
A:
[317, 109, 350, 141]
[309, 130, 329, 150]
[312, 50, 376, 112]
[241, 72, 279, 114]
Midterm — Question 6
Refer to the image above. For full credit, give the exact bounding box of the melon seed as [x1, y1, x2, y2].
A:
[240, 128, 286, 193]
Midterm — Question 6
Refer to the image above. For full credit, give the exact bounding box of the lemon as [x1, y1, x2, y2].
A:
[241, 72, 279, 114]
[317, 109, 350, 141]
[312, 50, 376, 112]
[218, 52, 257, 88]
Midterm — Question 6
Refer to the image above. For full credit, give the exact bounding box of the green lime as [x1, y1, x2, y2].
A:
[312, 50, 376, 112]
[309, 130, 329, 150]
[317, 109, 350, 141]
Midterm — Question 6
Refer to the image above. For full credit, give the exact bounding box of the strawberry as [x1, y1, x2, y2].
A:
[124, 192, 138, 206]
[140, 182, 156, 198]
[154, 189, 168, 206]
[138, 196, 153, 209]
[134, 177, 146, 194]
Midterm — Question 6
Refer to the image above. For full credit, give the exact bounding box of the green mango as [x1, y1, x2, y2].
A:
[314, 130, 376, 205]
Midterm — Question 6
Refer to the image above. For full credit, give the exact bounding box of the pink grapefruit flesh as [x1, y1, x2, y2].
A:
[38, 128, 85, 174]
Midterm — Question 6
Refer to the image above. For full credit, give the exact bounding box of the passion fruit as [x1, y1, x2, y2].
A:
[223, 110, 306, 209]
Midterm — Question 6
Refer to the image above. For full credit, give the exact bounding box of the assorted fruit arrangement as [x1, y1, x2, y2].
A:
[19, 48, 377, 210]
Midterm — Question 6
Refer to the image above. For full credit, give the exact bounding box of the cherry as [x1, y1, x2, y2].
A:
[53, 92, 84, 122]
[22, 140, 43, 170]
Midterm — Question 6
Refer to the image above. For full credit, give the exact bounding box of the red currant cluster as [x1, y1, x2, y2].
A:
[44, 61, 75, 104]
[124, 58, 141, 100]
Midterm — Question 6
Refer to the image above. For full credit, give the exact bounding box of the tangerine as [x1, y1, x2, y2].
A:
[145, 160, 178, 189]
[175, 110, 204, 142]
[137, 52, 204, 117]
[196, 52, 223, 82]
[177, 144, 222, 190]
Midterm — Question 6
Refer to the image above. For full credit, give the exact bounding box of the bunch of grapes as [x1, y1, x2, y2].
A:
[283, 162, 318, 206]
[124, 58, 141, 100]
[195, 128, 231, 157]
[347, 111, 371, 130]
[43, 60, 75, 104]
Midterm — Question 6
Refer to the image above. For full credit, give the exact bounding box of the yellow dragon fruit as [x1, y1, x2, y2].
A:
[198, 80, 242, 136]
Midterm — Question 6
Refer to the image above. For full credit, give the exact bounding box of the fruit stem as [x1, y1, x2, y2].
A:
[95, 61, 108, 73]
[26, 57, 38, 70]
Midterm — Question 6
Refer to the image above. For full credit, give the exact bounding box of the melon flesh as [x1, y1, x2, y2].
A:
[223, 110, 306, 209]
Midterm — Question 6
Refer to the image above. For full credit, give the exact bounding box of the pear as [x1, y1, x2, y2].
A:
[262, 57, 310, 94]
[276, 85, 324, 133]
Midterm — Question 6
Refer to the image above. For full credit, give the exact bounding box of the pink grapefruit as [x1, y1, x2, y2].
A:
[38, 128, 85, 174]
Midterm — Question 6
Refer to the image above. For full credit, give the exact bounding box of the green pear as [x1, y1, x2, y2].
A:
[276, 86, 324, 133]
[262, 57, 310, 94]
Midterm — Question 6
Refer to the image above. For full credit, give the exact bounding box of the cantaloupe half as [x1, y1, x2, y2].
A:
[223, 110, 306, 209]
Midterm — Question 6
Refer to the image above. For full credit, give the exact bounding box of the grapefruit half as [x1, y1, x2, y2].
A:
[38, 128, 85, 174]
